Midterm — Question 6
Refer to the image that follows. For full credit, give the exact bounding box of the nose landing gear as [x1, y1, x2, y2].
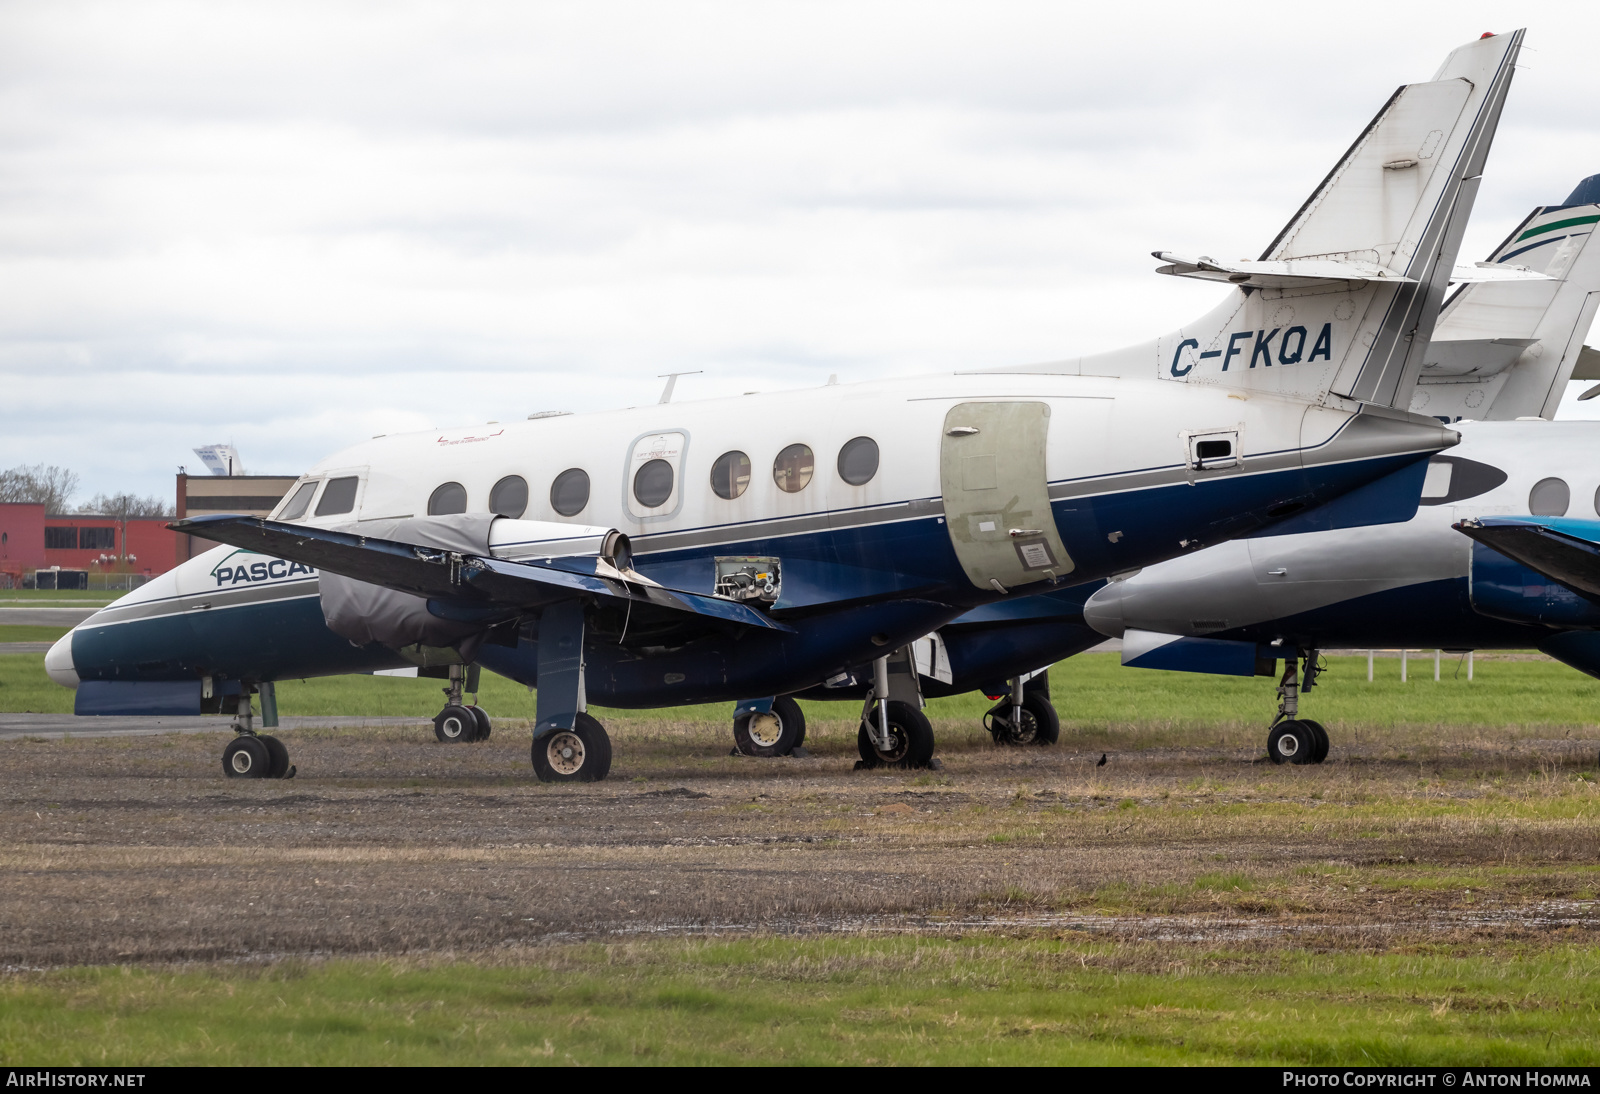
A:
[1266, 650, 1329, 765]
[433, 663, 491, 743]
[221, 687, 294, 779]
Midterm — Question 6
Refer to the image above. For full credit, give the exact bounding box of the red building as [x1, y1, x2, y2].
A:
[0, 503, 48, 586]
[42, 514, 179, 575]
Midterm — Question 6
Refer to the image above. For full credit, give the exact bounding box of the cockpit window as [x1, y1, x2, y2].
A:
[278, 481, 318, 521]
[315, 476, 360, 516]
[428, 481, 468, 516]
[1416, 457, 1509, 506]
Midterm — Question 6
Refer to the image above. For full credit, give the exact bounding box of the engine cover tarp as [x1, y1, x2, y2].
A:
[319, 514, 499, 654]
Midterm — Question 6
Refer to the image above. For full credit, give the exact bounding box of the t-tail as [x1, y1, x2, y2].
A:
[1422, 173, 1600, 420]
[1023, 30, 1525, 416]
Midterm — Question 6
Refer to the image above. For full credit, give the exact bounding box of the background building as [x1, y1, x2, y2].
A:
[174, 472, 298, 562]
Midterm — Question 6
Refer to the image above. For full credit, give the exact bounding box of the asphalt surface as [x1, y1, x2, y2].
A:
[0, 607, 98, 627]
[0, 713, 431, 740]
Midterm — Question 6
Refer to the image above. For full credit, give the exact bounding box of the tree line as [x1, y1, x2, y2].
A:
[0, 464, 174, 519]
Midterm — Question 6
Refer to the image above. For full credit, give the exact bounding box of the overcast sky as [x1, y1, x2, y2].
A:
[2, 1, 1599, 502]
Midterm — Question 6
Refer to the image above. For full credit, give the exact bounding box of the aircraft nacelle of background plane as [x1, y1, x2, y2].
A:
[47, 30, 1526, 783]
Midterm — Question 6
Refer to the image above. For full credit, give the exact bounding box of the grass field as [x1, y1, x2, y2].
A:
[0, 625, 68, 644]
[0, 590, 120, 604]
[4, 648, 1599, 1066]
[4, 938, 1598, 1065]
[7, 649, 1600, 739]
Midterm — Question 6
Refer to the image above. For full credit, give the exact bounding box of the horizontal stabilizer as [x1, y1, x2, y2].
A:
[1152, 251, 1417, 290]
[1447, 262, 1554, 284]
[171, 514, 792, 633]
[1454, 516, 1600, 600]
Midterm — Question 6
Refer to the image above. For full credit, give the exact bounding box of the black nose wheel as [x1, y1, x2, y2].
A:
[531, 712, 613, 782]
[469, 705, 492, 741]
[856, 699, 936, 769]
[732, 695, 807, 757]
[223, 734, 294, 779]
[434, 704, 479, 743]
[1267, 720, 1324, 765]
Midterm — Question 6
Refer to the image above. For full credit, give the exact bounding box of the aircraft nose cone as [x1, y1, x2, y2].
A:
[1083, 582, 1127, 638]
[45, 631, 78, 688]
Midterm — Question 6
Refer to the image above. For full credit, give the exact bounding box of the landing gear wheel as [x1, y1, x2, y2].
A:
[733, 696, 807, 757]
[434, 704, 477, 743]
[856, 700, 936, 769]
[1267, 720, 1315, 766]
[222, 735, 270, 779]
[259, 734, 294, 779]
[532, 712, 613, 783]
[1300, 718, 1329, 764]
[468, 706, 492, 742]
[985, 692, 1060, 747]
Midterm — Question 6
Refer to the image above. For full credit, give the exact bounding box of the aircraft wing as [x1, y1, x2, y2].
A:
[171, 514, 793, 632]
[1454, 516, 1600, 600]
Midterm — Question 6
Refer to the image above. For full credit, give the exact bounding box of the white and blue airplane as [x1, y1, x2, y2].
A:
[46, 31, 1525, 782]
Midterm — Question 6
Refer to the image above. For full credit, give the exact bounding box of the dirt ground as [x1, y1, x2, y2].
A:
[2, 716, 1598, 968]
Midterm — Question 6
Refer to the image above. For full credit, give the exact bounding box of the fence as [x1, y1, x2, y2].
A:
[17, 571, 153, 591]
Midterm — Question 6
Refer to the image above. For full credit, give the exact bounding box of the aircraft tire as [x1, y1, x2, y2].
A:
[468, 706, 492, 742]
[260, 734, 292, 778]
[222, 735, 271, 779]
[532, 712, 613, 783]
[434, 704, 477, 743]
[856, 700, 936, 769]
[1267, 721, 1315, 766]
[1301, 719, 1329, 764]
[985, 692, 1060, 747]
[733, 696, 806, 757]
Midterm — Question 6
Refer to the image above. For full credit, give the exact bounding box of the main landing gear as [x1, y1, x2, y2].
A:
[434, 663, 492, 743]
[221, 686, 295, 780]
[1267, 650, 1330, 766]
[528, 599, 611, 783]
[983, 672, 1060, 747]
[731, 695, 808, 757]
[857, 652, 937, 769]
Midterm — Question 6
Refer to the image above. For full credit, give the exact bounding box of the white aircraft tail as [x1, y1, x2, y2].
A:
[1022, 31, 1525, 414]
[1419, 175, 1600, 420]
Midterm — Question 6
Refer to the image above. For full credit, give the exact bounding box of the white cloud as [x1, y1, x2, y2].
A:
[1, 1, 1598, 499]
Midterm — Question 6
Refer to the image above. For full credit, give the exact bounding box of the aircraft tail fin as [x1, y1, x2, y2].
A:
[1420, 176, 1600, 420]
[1029, 32, 1525, 415]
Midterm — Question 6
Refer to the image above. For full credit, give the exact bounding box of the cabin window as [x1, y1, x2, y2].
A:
[710, 451, 751, 500]
[773, 443, 814, 493]
[550, 469, 590, 516]
[1421, 460, 1453, 498]
[489, 475, 528, 519]
[1594, 484, 1600, 518]
[278, 480, 318, 521]
[634, 459, 675, 508]
[837, 436, 879, 485]
[427, 481, 467, 516]
[1529, 477, 1570, 517]
[316, 476, 361, 516]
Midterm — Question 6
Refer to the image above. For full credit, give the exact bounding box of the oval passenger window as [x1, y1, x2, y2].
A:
[836, 436, 879, 486]
[710, 451, 751, 500]
[428, 481, 468, 516]
[773, 443, 814, 493]
[489, 475, 528, 519]
[1529, 477, 1570, 517]
[315, 476, 360, 516]
[278, 480, 318, 521]
[633, 459, 675, 508]
[550, 468, 590, 517]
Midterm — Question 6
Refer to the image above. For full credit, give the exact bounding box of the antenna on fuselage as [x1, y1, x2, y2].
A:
[656, 371, 702, 404]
